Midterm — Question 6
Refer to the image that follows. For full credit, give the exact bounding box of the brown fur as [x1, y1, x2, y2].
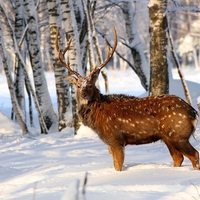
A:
[56, 27, 199, 171]
[66, 75, 199, 171]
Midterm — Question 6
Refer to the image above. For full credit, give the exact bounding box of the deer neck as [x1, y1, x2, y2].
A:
[77, 88, 102, 129]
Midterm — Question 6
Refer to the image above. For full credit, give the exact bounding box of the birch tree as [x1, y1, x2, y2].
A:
[149, 0, 169, 96]
[0, 4, 29, 134]
[60, 0, 85, 134]
[47, 0, 71, 131]
[13, 0, 26, 120]
[0, 1, 49, 134]
[122, 1, 149, 91]
[23, 0, 57, 132]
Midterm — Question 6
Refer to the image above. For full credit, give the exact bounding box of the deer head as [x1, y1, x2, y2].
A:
[56, 27, 117, 104]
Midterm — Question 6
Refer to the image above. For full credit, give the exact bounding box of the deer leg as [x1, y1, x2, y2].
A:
[173, 141, 199, 170]
[108, 146, 112, 154]
[164, 140, 184, 167]
[109, 145, 125, 171]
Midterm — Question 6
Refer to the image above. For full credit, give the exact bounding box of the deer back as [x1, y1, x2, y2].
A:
[77, 94, 198, 146]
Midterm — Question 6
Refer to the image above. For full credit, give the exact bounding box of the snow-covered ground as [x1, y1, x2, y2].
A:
[0, 68, 200, 200]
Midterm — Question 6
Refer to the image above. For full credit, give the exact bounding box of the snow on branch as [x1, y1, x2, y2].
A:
[168, 6, 200, 13]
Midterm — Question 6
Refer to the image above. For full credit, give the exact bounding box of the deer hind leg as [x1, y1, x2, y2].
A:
[164, 140, 184, 167]
[173, 141, 200, 170]
[177, 141, 200, 170]
[109, 145, 125, 171]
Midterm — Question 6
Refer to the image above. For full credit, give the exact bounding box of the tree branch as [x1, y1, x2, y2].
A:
[167, 27, 192, 105]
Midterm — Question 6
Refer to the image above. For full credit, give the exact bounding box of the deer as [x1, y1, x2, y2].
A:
[56, 27, 199, 171]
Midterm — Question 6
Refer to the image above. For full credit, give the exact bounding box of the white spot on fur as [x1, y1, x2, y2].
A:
[169, 132, 173, 137]
[143, 131, 147, 133]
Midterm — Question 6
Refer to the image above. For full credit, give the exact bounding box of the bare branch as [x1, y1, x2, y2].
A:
[167, 28, 192, 105]
[168, 6, 200, 13]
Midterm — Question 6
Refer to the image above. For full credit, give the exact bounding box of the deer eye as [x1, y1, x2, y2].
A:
[88, 84, 92, 89]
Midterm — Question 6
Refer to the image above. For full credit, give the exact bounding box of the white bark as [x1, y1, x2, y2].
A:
[0, 5, 28, 134]
[14, 0, 26, 120]
[122, 1, 149, 90]
[24, 0, 57, 131]
[47, 0, 71, 131]
[0, 2, 48, 133]
[60, 0, 84, 133]
[61, 0, 83, 75]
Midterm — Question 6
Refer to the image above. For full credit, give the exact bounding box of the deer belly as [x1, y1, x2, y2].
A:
[97, 117, 160, 145]
[121, 122, 160, 145]
[124, 133, 160, 145]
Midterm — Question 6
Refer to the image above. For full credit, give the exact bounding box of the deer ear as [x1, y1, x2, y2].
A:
[66, 75, 77, 86]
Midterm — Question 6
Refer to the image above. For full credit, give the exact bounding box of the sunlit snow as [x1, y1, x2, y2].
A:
[0, 68, 200, 200]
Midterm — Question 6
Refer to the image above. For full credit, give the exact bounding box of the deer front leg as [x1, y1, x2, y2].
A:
[109, 145, 125, 171]
[164, 140, 184, 167]
[108, 146, 112, 154]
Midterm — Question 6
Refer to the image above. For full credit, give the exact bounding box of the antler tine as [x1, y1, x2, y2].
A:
[56, 28, 81, 78]
[95, 26, 118, 72]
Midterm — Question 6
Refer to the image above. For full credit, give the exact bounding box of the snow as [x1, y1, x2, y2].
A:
[0, 68, 200, 200]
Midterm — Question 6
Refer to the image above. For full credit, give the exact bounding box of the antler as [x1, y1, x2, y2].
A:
[56, 28, 81, 78]
[91, 26, 118, 75]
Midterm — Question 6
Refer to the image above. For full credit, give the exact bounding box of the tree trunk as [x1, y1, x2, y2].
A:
[60, 0, 84, 134]
[0, 13, 28, 134]
[149, 0, 169, 96]
[47, 0, 71, 131]
[13, 0, 26, 121]
[23, 0, 57, 132]
[122, 1, 149, 91]
[1, 1, 49, 134]
[38, 0, 52, 71]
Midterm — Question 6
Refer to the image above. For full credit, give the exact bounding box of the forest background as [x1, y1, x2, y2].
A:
[0, 0, 200, 135]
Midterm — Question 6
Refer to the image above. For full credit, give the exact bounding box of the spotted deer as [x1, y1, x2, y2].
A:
[56, 27, 199, 171]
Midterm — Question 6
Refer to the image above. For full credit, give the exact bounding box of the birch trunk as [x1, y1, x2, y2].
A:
[122, 1, 149, 91]
[13, 0, 26, 120]
[38, 0, 52, 71]
[47, 0, 71, 131]
[1, 1, 48, 134]
[0, 9, 28, 134]
[149, 0, 169, 96]
[60, 0, 83, 134]
[23, 0, 57, 132]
